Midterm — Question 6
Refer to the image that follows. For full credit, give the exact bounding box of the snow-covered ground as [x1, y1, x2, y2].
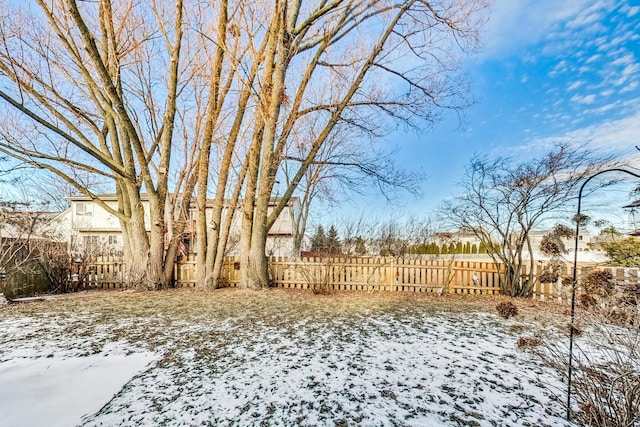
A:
[0, 348, 156, 427]
[0, 290, 575, 426]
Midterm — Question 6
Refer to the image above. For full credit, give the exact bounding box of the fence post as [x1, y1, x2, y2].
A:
[387, 258, 394, 291]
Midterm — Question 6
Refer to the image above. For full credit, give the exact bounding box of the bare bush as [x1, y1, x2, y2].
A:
[516, 336, 543, 349]
[36, 243, 97, 293]
[583, 270, 616, 299]
[294, 258, 344, 295]
[443, 145, 607, 297]
[538, 270, 560, 284]
[530, 312, 640, 425]
[509, 324, 526, 334]
[496, 301, 518, 319]
[568, 324, 583, 338]
[579, 270, 639, 327]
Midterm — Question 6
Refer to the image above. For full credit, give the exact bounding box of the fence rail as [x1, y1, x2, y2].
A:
[74, 255, 640, 303]
[86, 256, 505, 295]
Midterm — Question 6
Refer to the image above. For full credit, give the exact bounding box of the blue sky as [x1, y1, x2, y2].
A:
[342, 0, 640, 228]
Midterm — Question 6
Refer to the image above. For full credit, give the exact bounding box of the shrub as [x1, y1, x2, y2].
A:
[580, 270, 639, 326]
[608, 308, 630, 326]
[496, 301, 518, 319]
[578, 293, 596, 308]
[516, 336, 543, 349]
[294, 259, 340, 295]
[538, 270, 559, 284]
[582, 270, 616, 298]
[533, 315, 639, 426]
[619, 281, 639, 307]
[568, 324, 583, 337]
[509, 324, 525, 334]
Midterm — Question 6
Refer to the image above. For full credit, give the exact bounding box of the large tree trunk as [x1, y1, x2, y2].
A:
[242, 225, 270, 290]
[121, 205, 150, 288]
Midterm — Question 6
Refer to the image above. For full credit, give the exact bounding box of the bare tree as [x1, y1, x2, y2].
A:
[0, 0, 488, 291]
[444, 144, 605, 297]
[0, 200, 48, 276]
[341, 215, 434, 259]
[0, 186, 69, 296]
[232, 0, 488, 288]
[0, 0, 188, 288]
[283, 126, 422, 256]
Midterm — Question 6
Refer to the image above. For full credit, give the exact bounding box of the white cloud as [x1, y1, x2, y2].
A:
[577, 65, 592, 74]
[571, 94, 597, 105]
[585, 54, 602, 64]
[567, 80, 585, 91]
[621, 63, 640, 77]
[478, 0, 591, 60]
[584, 101, 619, 114]
[565, 10, 602, 29]
[528, 108, 640, 153]
[611, 53, 635, 66]
[621, 81, 639, 93]
[627, 6, 639, 17]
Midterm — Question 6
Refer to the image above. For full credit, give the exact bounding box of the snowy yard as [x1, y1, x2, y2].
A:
[0, 289, 575, 426]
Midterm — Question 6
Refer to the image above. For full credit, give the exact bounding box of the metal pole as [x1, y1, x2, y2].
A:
[566, 168, 640, 421]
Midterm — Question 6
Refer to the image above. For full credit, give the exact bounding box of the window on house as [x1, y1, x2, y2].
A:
[83, 235, 99, 252]
[76, 202, 93, 216]
[108, 235, 119, 246]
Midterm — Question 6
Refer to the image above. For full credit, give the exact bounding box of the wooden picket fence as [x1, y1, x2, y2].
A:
[530, 263, 640, 303]
[90, 255, 503, 295]
[76, 255, 640, 303]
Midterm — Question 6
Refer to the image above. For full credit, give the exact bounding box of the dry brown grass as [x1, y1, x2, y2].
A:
[0, 287, 578, 425]
[0, 287, 570, 331]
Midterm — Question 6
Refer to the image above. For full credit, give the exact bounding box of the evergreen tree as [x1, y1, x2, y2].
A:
[471, 243, 478, 254]
[311, 225, 327, 252]
[354, 236, 367, 255]
[601, 238, 640, 267]
[326, 225, 342, 254]
[455, 242, 463, 254]
[441, 243, 448, 254]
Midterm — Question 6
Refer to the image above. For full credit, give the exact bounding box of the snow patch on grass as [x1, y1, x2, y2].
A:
[0, 290, 573, 426]
[0, 344, 156, 427]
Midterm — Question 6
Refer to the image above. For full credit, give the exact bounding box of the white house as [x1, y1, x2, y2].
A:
[431, 227, 598, 261]
[53, 194, 299, 257]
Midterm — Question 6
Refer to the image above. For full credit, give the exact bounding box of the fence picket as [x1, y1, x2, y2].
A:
[70, 255, 637, 303]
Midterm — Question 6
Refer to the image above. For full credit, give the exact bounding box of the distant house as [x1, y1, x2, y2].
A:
[432, 227, 595, 257]
[527, 229, 593, 253]
[52, 194, 299, 257]
[0, 208, 60, 254]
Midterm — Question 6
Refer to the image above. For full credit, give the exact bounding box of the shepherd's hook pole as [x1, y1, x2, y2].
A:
[567, 168, 640, 421]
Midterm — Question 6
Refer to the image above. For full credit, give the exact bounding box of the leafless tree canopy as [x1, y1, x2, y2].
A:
[443, 144, 606, 296]
[0, 0, 489, 289]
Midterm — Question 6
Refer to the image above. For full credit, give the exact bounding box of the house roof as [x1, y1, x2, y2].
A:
[623, 199, 640, 208]
[66, 193, 145, 202]
[75, 227, 123, 233]
[66, 193, 299, 207]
